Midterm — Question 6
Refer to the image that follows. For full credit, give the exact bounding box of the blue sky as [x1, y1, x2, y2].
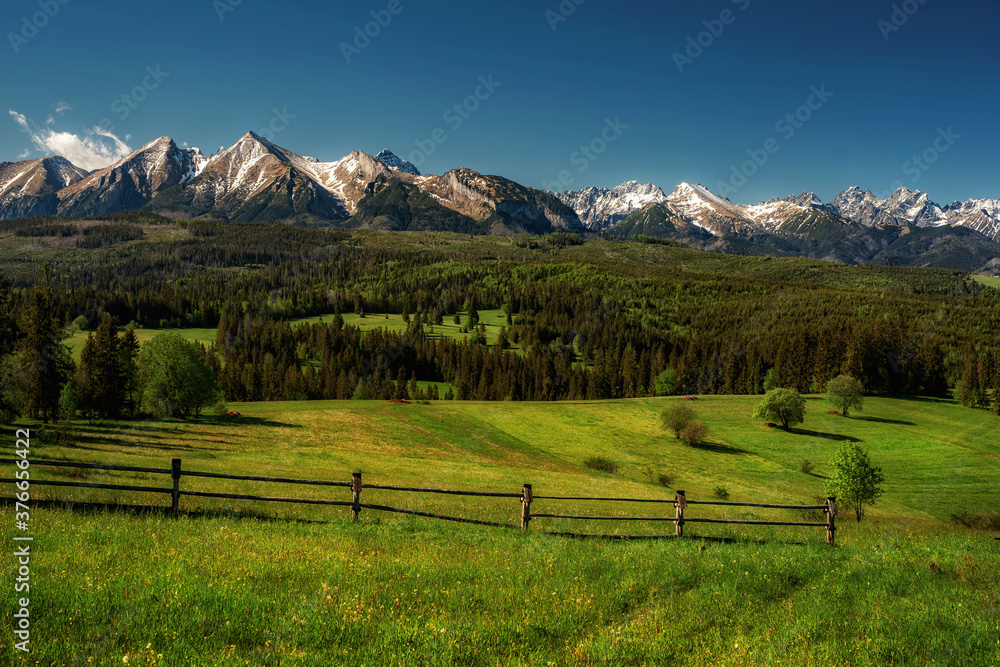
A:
[2, 0, 997, 205]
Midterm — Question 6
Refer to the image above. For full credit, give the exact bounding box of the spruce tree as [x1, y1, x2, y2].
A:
[19, 265, 73, 422]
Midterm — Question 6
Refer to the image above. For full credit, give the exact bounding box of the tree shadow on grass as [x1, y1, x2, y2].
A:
[787, 428, 861, 443]
[197, 416, 303, 429]
[849, 415, 916, 426]
[691, 441, 749, 455]
[7, 499, 333, 524]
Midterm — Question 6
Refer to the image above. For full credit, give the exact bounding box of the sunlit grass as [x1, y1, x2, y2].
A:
[5, 394, 1000, 664]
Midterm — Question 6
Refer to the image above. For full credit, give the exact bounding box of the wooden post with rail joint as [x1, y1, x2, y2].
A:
[826, 496, 837, 545]
[171, 458, 181, 516]
[521, 484, 533, 530]
[675, 490, 686, 537]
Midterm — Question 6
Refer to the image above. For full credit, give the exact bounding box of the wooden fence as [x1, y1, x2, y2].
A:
[1, 458, 839, 544]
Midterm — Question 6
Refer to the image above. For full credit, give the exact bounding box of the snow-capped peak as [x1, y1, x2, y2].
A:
[555, 179, 666, 229]
[375, 149, 420, 176]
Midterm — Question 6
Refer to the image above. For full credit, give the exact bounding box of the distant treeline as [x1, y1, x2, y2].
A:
[1, 221, 999, 417]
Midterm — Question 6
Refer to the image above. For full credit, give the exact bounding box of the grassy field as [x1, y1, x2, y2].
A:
[288, 308, 512, 347]
[3, 395, 1000, 665]
[64, 326, 218, 362]
[973, 274, 1000, 289]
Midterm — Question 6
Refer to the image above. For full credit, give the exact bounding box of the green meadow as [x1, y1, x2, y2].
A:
[63, 307, 513, 363]
[3, 395, 1000, 665]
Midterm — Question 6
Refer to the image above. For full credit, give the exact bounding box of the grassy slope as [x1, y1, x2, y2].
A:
[3, 395, 1000, 666]
[18, 395, 999, 522]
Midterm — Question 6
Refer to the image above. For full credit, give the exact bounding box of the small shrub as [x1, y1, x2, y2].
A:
[681, 420, 707, 446]
[584, 457, 618, 474]
[712, 485, 730, 500]
[800, 459, 814, 475]
[644, 467, 673, 487]
[660, 403, 695, 438]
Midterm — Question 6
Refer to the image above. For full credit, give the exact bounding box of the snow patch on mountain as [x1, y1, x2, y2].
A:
[557, 180, 666, 229]
[375, 149, 420, 176]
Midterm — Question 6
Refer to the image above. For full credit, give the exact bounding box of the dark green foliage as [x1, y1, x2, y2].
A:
[826, 374, 864, 417]
[350, 177, 489, 234]
[654, 368, 678, 396]
[17, 266, 74, 422]
[76, 314, 133, 419]
[138, 332, 222, 418]
[0, 226, 998, 408]
[827, 442, 885, 522]
[681, 420, 707, 446]
[752, 388, 806, 429]
[15, 222, 78, 237]
[661, 403, 695, 438]
[712, 486, 730, 500]
[584, 456, 618, 474]
[76, 223, 144, 249]
[58, 382, 78, 421]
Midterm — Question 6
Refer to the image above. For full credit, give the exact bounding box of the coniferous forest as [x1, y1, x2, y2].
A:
[2, 215, 999, 421]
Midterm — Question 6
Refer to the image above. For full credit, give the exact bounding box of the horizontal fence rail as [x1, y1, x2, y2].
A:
[1, 459, 839, 544]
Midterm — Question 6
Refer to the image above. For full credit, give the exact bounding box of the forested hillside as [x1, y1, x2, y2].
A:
[2, 217, 999, 419]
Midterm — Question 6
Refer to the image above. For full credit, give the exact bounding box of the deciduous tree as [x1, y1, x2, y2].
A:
[660, 403, 695, 439]
[752, 388, 806, 430]
[826, 374, 864, 417]
[827, 442, 885, 522]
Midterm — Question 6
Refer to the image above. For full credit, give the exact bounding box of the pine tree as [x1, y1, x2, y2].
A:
[19, 265, 73, 422]
[120, 327, 141, 418]
[90, 314, 125, 418]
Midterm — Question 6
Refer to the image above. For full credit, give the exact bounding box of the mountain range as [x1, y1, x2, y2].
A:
[2, 133, 999, 272]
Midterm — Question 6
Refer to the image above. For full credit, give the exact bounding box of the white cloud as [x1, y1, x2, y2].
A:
[18, 149, 31, 159]
[8, 109, 132, 170]
[54, 101, 71, 115]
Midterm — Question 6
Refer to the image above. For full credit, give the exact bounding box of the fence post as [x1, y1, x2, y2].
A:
[521, 484, 533, 530]
[352, 472, 363, 522]
[171, 458, 181, 516]
[826, 496, 837, 545]
[675, 490, 686, 537]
